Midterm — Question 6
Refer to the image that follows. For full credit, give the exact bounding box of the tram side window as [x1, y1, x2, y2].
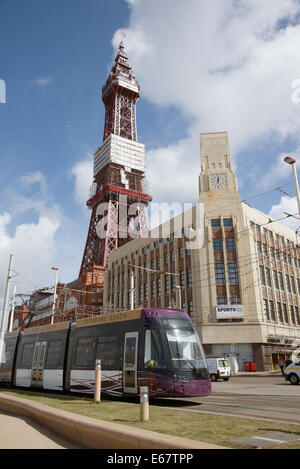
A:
[20, 343, 34, 369]
[46, 340, 63, 369]
[144, 329, 167, 369]
[96, 336, 120, 370]
[75, 337, 95, 369]
[1, 344, 14, 367]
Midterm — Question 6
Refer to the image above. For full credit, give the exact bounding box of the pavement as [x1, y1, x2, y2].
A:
[0, 392, 226, 450]
[0, 410, 80, 449]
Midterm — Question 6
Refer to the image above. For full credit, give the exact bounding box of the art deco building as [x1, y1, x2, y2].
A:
[104, 131, 300, 371]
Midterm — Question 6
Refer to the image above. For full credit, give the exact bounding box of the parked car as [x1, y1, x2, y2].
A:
[206, 357, 231, 382]
[284, 359, 300, 385]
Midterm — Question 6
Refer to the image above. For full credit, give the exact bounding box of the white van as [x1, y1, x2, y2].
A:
[284, 359, 300, 385]
[206, 357, 231, 382]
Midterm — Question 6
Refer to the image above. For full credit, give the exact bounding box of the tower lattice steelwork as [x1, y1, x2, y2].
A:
[79, 42, 152, 278]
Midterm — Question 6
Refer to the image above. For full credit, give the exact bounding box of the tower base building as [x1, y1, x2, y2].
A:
[104, 131, 300, 372]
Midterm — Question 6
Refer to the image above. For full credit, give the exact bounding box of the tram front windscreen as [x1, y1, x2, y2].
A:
[161, 318, 207, 371]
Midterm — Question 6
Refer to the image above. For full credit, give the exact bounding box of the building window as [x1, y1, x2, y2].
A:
[273, 271, 279, 290]
[269, 300, 275, 322]
[171, 251, 175, 262]
[186, 268, 192, 288]
[278, 272, 284, 290]
[157, 278, 161, 296]
[165, 276, 169, 294]
[215, 263, 225, 284]
[277, 302, 283, 323]
[263, 299, 270, 322]
[188, 301, 193, 316]
[179, 247, 184, 259]
[223, 218, 233, 228]
[211, 219, 221, 228]
[171, 275, 176, 292]
[295, 306, 300, 325]
[164, 253, 169, 265]
[262, 244, 267, 256]
[291, 276, 296, 295]
[290, 305, 296, 325]
[226, 238, 236, 250]
[151, 259, 156, 270]
[286, 275, 291, 293]
[180, 270, 185, 289]
[213, 239, 223, 251]
[230, 297, 241, 304]
[151, 280, 156, 298]
[259, 265, 266, 286]
[228, 263, 238, 284]
[265, 268, 271, 288]
[217, 297, 227, 305]
[283, 303, 289, 323]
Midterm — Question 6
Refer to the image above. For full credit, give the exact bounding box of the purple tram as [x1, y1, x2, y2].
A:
[0, 308, 211, 398]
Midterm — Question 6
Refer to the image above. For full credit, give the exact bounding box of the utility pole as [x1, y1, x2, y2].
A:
[51, 267, 59, 325]
[0, 254, 13, 363]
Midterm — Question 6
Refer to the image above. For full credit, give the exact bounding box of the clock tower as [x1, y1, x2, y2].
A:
[199, 132, 241, 205]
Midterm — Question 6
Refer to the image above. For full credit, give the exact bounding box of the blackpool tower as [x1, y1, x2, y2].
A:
[79, 42, 152, 286]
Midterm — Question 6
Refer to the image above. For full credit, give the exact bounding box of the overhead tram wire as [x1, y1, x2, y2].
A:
[12, 178, 297, 280]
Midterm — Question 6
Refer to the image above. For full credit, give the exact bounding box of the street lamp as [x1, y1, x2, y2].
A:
[176, 285, 182, 310]
[51, 267, 59, 325]
[284, 156, 300, 216]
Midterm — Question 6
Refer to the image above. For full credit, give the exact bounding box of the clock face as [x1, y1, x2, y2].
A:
[209, 174, 227, 190]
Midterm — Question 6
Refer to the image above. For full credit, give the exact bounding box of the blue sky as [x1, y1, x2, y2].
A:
[1, 0, 300, 313]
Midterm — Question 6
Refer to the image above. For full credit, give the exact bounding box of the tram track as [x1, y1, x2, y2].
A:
[152, 394, 300, 425]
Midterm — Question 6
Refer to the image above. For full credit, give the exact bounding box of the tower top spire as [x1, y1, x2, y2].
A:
[102, 41, 140, 142]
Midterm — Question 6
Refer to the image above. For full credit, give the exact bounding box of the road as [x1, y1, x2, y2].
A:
[155, 372, 300, 425]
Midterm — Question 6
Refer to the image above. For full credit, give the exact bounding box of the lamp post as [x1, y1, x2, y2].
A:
[0, 254, 13, 363]
[176, 285, 182, 310]
[284, 156, 300, 216]
[51, 267, 59, 325]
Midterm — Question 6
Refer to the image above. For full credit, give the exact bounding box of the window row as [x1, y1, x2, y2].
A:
[211, 218, 233, 228]
[257, 241, 299, 267]
[263, 298, 300, 326]
[259, 265, 298, 294]
[217, 297, 241, 305]
[213, 238, 236, 251]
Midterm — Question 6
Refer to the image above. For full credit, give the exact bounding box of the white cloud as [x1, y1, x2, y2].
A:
[70, 156, 93, 209]
[118, 0, 300, 203]
[268, 195, 299, 230]
[0, 172, 62, 322]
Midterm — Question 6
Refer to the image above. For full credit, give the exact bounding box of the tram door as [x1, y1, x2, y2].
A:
[31, 341, 47, 387]
[123, 332, 138, 394]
